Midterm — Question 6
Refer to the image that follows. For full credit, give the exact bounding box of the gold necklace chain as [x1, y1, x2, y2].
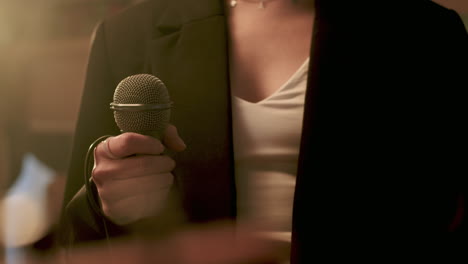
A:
[229, 0, 278, 9]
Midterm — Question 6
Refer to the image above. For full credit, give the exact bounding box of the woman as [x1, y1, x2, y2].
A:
[60, 0, 467, 262]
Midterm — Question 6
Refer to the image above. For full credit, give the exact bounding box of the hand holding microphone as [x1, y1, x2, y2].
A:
[93, 126, 185, 225]
[91, 74, 185, 225]
[80, 77, 288, 264]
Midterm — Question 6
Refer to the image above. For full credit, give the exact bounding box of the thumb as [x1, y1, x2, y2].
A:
[163, 124, 186, 152]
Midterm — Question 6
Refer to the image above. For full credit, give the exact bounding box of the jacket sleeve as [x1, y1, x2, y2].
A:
[58, 20, 125, 247]
[60, 182, 128, 246]
[445, 10, 468, 232]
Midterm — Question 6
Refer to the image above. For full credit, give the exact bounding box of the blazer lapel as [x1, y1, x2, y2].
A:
[146, 0, 236, 222]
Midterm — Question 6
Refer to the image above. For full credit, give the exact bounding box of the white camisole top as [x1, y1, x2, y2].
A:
[231, 58, 309, 245]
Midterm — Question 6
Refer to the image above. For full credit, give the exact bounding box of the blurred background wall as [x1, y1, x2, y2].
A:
[436, 0, 468, 26]
[0, 0, 143, 193]
[0, 0, 466, 261]
[0, 0, 142, 260]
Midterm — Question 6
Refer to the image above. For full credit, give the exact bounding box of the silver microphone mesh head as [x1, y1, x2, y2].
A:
[112, 74, 171, 138]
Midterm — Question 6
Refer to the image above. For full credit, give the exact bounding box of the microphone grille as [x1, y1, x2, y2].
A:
[113, 74, 170, 105]
[112, 74, 171, 138]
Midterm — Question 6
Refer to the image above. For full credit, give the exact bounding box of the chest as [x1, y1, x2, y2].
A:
[227, 6, 314, 103]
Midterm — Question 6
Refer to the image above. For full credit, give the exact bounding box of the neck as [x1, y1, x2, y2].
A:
[226, 0, 315, 15]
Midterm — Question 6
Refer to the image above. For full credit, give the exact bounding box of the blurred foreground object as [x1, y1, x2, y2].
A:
[1, 153, 64, 248]
[0, 222, 288, 264]
[59, 223, 289, 264]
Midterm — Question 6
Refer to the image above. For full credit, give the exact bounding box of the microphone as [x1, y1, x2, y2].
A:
[110, 74, 173, 139]
[102, 74, 182, 237]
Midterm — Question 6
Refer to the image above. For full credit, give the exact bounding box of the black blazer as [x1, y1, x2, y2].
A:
[59, 0, 468, 261]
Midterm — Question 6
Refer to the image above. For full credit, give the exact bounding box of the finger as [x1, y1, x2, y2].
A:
[96, 133, 165, 159]
[163, 124, 186, 152]
[101, 138, 119, 159]
[102, 190, 171, 225]
[115, 154, 175, 179]
[93, 154, 175, 183]
[98, 173, 173, 203]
